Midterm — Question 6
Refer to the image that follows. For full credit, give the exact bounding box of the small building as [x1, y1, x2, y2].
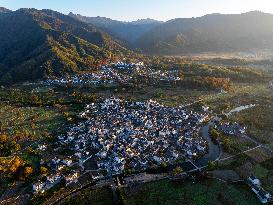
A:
[248, 175, 261, 187]
[65, 171, 80, 186]
[257, 189, 272, 204]
[247, 176, 273, 204]
[32, 181, 46, 194]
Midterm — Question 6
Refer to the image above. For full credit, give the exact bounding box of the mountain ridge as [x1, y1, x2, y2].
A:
[68, 12, 163, 44]
[135, 11, 273, 55]
[0, 7, 11, 13]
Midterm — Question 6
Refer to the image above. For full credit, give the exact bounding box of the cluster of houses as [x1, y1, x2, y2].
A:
[79, 98, 208, 174]
[61, 98, 208, 174]
[217, 122, 246, 136]
[248, 175, 272, 204]
[32, 98, 209, 194]
[44, 62, 181, 87]
[32, 157, 81, 194]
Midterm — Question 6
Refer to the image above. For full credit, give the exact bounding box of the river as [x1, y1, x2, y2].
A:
[195, 125, 220, 167]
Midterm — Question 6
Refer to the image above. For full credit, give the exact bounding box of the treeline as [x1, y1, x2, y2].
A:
[135, 56, 270, 83]
[202, 57, 273, 67]
[0, 86, 98, 108]
[0, 134, 34, 182]
[0, 156, 35, 182]
[179, 63, 268, 83]
[178, 76, 231, 91]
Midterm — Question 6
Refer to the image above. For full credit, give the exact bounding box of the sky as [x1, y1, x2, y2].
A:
[1, 0, 273, 21]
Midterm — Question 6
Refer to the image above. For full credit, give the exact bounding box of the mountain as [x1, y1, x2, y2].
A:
[68, 12, 163, 45]
[0, 7, 11, 13]
[0, 8, 129, 84]
[135, 11, 273, 55]
[130, 18, 162, 25]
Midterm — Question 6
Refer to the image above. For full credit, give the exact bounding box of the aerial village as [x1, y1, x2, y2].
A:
[30, 62, 272, 203]
[32, 97, 210, 194]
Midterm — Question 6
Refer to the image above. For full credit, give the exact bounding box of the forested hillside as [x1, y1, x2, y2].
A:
[0, 8, 129, 84]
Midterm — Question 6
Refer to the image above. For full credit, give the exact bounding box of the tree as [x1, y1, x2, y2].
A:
[222, 138, 232, 152]
[160, 162, 167, 168]
[0, 134, 7, 143]
[40, 166, 48, 175]
[24, 166, 33, 178]
[178, 72, 185, 80]
[10, 157, 21, 173]
[10, 141, 20, 153]
[172, 166, 183, 176]
[210, 128, 221, 140]
[207, 161, 218, 171]
[26, 147, 35, 155]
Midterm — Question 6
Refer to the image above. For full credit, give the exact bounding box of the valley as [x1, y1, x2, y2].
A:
[0, 58, 272, 204]
[0, 5, 273, 205]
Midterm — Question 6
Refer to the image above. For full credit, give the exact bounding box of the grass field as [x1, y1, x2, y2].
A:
[0, 103, 66, 157]
[61, 186, 115, 205]
[0, 104, 64, 138]
[121, 179, 261, 205]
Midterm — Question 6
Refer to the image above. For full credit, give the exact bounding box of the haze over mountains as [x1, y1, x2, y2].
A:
[68, 12, 163, 45]
[136, 11, 273, 55]
[1, 7, 273, 83]
[69, 10, 273, 55]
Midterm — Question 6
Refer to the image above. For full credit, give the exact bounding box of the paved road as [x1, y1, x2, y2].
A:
[217, 145, 262, 162]
[241, 134, 273, 154]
